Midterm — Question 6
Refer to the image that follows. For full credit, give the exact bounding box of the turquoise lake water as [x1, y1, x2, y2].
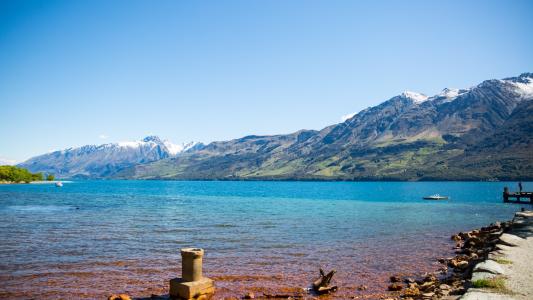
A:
[0, 180, 530, 299]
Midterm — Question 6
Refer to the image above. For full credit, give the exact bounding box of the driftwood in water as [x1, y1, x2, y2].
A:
[312, 268, 338, 294]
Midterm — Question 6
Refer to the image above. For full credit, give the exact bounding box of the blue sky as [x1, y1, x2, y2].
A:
[1, 0, 532, 162]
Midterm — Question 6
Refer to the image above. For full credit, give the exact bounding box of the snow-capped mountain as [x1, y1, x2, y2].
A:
[20, 73, 533, 181]
[19, 136, 203, 178]
[122, 73, 533, 181]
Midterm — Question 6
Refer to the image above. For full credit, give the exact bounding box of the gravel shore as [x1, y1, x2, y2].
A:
[462, 210, 533, 300]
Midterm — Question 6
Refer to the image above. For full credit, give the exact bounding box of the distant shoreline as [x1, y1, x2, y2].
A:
[26, 178, 532, 183]
[30, 180, 71, 184]
[0, 180, 70, 185]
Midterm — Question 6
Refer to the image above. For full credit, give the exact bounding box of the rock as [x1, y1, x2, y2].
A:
[499, 233, 525, 247]
[244, 292, 255, 299]
[404, 277, 415, 284]
[407, 283, 418, 289]
[419, 281, 434, 291]
[451, 234, 461, 242]
[437, 258, 447, 264]
[422, 292, 435, 298]
[515, 211, 533, 218]
[455, 261, 469, 270]
[473, 260, 505, 275]
[469, 253, 478, 260]
[440, 296, 460, 300]
[448, 259, 456, 268]
[439, 284, 451, 290]
[489, 230, 503, 238]
[356, 285, 367, 291]
[108, 294, 131, 300]
[512, 219, 527, 227]
[403, 287, 420, 297]
[424, 274, 437, 283]
[387, 283, 403, 291]
[390, 275, 401, 282]
[471, 271, 496, 281]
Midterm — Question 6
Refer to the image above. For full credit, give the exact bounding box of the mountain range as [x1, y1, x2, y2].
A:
[18, 136, 201, 179]
[20, 73, 533, 180]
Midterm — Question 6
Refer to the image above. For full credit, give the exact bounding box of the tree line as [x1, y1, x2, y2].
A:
[0, 165, 54, 183]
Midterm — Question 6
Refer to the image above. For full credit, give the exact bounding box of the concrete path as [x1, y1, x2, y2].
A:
[461, 211, 533, 300]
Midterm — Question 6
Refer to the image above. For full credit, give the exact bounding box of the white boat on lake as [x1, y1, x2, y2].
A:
[423, 194, 448, 200]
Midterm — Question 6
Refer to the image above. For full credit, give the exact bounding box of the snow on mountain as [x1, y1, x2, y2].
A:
[508, 77, 533, 98]
[401, 91, 428, 103]
[341, 112, 356, 122]
[437, 88, 469, 99]
[18, 136, 200, 178]
[107, 136, 198, 155]
[163, 140, 201, 155]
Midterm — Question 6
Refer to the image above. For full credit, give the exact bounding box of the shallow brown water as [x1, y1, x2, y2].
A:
[0, 180, 519, 299]
[0, 239, 453, 299]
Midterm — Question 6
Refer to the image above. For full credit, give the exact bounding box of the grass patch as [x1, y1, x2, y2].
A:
[472, 277, 506, 292]
[495, 258, 513, 265]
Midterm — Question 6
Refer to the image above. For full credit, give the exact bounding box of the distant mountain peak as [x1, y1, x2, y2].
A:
[401, 91, 428, 103]
[142, 135, 164, 144]
[19, 135, 202, 178]
[435, 87, 470, 99]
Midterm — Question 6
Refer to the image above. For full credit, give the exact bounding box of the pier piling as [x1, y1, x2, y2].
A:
[169, 248, 214, 300]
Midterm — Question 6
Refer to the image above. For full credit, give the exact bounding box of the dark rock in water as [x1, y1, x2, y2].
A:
[404, 277, 416, 283]
[423, 274, 437, 283]
[243, 292, 255, 299]
[390, 275, 402, 282]
[388, 283, 403, 291]
[356, 285, 367, 291]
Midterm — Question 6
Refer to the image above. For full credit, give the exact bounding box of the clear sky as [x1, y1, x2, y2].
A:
[1, 0, 532, 162]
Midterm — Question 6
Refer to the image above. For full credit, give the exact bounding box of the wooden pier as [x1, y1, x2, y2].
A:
[503, 187, 533, 204]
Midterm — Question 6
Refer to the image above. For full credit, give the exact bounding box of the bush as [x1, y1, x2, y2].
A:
[46, 174, 55, 181]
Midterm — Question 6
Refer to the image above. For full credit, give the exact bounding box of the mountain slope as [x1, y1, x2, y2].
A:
[19, 136, 200, 178]
[120, 73, 533, 180]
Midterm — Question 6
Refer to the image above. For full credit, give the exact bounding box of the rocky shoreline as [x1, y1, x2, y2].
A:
[385, 209, 532, 300]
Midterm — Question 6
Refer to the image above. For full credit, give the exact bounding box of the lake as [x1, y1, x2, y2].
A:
[0, 180, 529, 299]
